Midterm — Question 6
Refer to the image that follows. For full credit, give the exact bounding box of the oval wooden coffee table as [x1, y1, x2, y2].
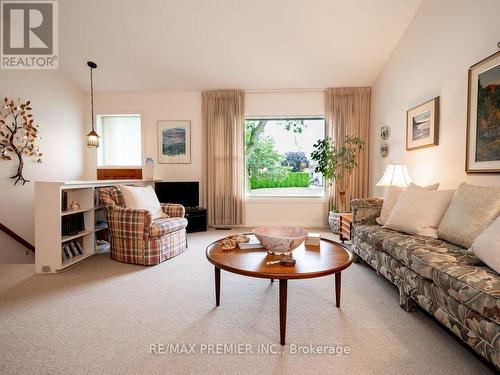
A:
[206, 237, 353, 345]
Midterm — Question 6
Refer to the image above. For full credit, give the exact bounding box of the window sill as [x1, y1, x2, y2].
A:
[245, 195, 325, 203]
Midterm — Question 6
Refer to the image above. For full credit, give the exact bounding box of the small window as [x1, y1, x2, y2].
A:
[245, 117, 325, 197]
[97, 114, 142, 167]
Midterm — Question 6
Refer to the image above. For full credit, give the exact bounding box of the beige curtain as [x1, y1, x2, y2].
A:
[203, 90, 245, 226]
[325, 87, 371, 213]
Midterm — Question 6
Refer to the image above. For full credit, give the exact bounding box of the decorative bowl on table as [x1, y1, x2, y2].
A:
[252, 226, 308, 255]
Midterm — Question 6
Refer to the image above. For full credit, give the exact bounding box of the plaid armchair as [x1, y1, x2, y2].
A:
[98, 186, 188, 265]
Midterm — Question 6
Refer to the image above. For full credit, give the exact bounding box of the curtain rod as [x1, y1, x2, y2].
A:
[244, 88, 326, 93]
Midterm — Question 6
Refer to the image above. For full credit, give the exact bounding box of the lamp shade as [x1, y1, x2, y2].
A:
[376, 164, 411, 187]
[86, 61, 99, 148]
[86, 130, 100, 148]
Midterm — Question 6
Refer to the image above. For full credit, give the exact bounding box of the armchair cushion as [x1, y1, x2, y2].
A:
[120, 185, 167, 220]
[150, 218, 188, 237]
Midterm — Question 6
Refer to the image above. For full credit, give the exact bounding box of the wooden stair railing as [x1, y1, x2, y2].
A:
[0, 223, 35, 252]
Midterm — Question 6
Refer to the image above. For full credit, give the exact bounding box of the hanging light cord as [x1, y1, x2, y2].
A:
[90, 67, 95, 132]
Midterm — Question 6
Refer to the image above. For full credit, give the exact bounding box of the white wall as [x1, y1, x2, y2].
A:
[0, 70, 85, 250]
[89, 92, 204, 203]
[244, 90, 327, 227]
[370, 0, 500, 196]
[0, 232, 34, 264]
[90, 90, 328, 227]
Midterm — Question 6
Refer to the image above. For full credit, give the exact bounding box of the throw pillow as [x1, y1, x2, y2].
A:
[437, 183, 500, 248]
[120, 185, 167, 220]
[384, 184, 454, 238]
[470, 216, 500, 273]
[376, 183, 439, 225]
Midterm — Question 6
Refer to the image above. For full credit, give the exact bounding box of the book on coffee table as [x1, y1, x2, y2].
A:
[237, 235, 263, 250]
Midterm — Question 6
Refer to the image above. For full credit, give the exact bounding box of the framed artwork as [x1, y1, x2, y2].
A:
[466, 51, 500, 173]
[157, 120, 191, 164]
[406, 97, 439, 151]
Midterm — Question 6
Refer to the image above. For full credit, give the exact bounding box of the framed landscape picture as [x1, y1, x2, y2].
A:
[406, 97, 439, 151]
[157, 120, 191, 164]
[466, 51, 500, 173]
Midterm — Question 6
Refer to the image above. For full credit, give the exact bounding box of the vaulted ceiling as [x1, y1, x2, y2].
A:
[59, 0, 422, 92]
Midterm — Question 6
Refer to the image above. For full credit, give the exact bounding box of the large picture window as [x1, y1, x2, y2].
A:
[245, 117, 325, 197]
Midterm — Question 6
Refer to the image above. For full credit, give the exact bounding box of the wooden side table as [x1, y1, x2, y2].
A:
[339, 213, 353, 243]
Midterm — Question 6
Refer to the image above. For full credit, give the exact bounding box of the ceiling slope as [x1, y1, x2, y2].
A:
[59, 0, 422, 92]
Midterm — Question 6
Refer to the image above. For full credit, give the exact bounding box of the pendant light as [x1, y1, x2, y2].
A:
[86, 61, 99, 148]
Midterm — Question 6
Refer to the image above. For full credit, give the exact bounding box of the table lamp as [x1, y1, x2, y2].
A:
[376, 164, 411, 187]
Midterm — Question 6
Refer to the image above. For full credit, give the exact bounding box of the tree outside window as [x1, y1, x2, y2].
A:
[245, 118, 325, 197]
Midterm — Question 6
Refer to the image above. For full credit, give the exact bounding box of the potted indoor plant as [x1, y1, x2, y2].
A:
[310, 135, 364, 233]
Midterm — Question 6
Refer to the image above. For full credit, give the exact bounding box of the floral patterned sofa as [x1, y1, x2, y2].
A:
[350, 198, 499, 370]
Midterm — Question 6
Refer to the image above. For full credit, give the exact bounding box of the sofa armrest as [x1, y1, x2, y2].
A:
[105, 206, 153, 239]
[350, 198, 383, 225]
[161, 203, 185, 218]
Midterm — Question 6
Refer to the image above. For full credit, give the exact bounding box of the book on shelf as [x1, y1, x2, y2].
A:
[237, 235, 263, 250]
[62, 245, 68, 261]
[94, 189, 101, 208]
[69, 242, 80, 256]
[61, 212, 85, 236]
[61, 191, 68, 211]
[68, 242, 77, 257]
[62, 244, 72, 260]
[96, 240, 110, 252]
[75, 242, 84, 255]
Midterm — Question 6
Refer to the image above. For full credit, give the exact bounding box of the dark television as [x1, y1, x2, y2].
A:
[155, 182, 199, 208]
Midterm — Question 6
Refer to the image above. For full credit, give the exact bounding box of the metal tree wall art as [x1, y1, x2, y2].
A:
[0, 98, 42, 185]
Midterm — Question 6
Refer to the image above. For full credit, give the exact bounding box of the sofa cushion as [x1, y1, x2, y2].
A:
[376, 183, 439, 226]
[354, 224, 480, 280]
[437, 183, 500, 249]
[376, 186, 405, 225]
[383, 184, 453, 238]
[149, 218, 188, 237]
[471, 216, 500, 274]
[432, 263, 500, 325]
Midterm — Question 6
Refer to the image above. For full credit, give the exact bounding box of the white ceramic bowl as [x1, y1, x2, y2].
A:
[252, 226, 308, 255]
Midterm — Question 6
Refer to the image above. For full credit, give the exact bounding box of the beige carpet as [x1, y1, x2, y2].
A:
[0, 229, 493, 375]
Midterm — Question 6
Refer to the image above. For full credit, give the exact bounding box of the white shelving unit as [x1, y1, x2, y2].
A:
[35, 179, 154, 273]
